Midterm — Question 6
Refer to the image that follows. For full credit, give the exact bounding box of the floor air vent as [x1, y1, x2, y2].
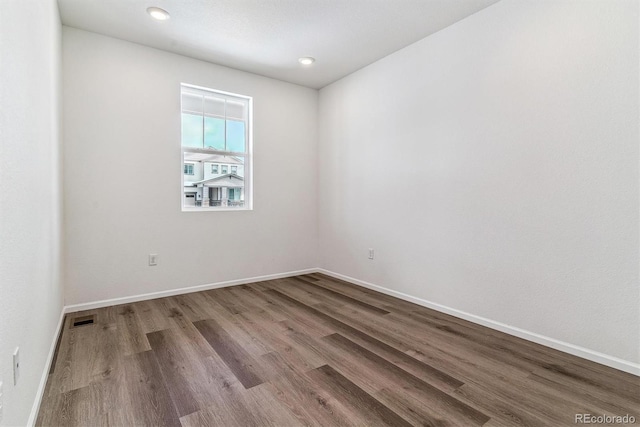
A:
[70, 314, 96, 328]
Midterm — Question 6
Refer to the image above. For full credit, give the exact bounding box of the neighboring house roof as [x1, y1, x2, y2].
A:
[192, 173, 244, 188]
[183, 152, 244, 165]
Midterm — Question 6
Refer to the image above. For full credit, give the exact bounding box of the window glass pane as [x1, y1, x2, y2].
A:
[226, 120, 245, 152]
[181, 113, 203, 148]
[204, 117, 225, 150]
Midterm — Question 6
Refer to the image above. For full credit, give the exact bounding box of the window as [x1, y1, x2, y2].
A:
[228, 188, 242, 206]
[181, 84, 252, 210]
[229, 188, 240, 200]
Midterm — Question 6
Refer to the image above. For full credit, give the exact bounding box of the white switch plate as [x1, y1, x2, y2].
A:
[368, 248, 374, 260]
[13, 348, 19, 385]
[149, 254, 158, 266]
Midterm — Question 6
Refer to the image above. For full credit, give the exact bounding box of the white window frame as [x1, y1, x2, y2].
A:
[184, 163, 194, 175]
[180, 83, 253, 212]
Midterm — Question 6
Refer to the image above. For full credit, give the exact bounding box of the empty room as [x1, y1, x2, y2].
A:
[1, 0, 638, 426]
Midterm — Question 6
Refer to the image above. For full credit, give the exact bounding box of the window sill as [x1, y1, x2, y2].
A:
[182, 206, 252, 212]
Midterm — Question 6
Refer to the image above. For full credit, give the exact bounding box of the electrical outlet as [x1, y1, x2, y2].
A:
[149, 254, 158, 266]
[368, 248, 374, 260]
[13, 348, 19, 385]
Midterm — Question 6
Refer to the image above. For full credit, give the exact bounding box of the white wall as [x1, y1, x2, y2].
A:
[319, 0, 639, 365]
[63, 28, 318, 305]
[0, 0, 64, 425]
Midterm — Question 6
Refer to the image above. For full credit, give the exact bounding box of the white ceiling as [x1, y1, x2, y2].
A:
[58, 0, 500, 89]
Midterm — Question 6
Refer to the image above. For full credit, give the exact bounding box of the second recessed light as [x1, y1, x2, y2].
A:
[298, 57, 315, 66]
[147, 7, 170, 21]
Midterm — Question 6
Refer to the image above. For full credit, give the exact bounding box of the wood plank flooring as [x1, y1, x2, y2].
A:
[36, 274, 640, 426]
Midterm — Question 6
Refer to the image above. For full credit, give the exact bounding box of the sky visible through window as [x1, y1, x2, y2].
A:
[181, 113, 245, 152]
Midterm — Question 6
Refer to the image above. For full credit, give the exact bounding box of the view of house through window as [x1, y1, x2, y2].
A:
[181, 84, 252, 210]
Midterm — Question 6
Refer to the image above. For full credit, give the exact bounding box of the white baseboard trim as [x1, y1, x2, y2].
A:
[317, 268, 640, 376]
[27, 307, 66, 427]
[63, 268, 318, 314]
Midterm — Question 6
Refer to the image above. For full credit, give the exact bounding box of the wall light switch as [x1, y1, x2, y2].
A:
[13, 348, 19, 385]
[149, 254, 158, 266]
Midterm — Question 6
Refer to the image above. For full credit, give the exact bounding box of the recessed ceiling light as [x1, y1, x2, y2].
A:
[298, 57, 315, 66]
[147, 7, 170, 21]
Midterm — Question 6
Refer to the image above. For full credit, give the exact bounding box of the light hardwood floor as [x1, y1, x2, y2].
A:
[36, 273, 640, 426]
